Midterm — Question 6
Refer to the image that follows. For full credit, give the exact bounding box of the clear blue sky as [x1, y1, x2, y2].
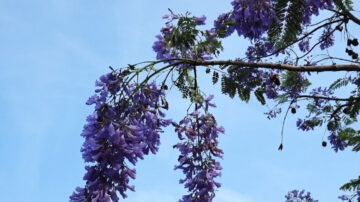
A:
[0, 1, 359, 202]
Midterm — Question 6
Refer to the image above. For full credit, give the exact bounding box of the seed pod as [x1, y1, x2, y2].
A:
[270, 74, 281, 86]
[278, 143, 283, 151]
[348, 50, 355, 56]
[322, 141, 327, 147]
[343, 107, 350, 114]
[352, 39, 359, 46]
[352, 53, 358, 60]
[162, 84, 168, 90]
[336, 25, 343, 31]
[205, 67, 211, 74]
[348, 39, 352, 46]
[291, 107, 296, 114]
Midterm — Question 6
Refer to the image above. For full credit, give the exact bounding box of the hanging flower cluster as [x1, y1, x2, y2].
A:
[172, 95, 224, 202]
[70, 70, 171, 201]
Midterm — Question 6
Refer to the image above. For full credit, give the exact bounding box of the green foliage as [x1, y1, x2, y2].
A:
[216, 18, 236, 38]
[212, 71, 219, 84]
[269, 0, 305, 49]
[281, 71, 311, 89]
[305, 118, 323, 129]
[339, 128, 360, 152]
[334, 0, 354, 11]
[329, 78, 350, 90]
[238, 86, 250, 102]
[168, 17, 199, 50]
[219, 67, 266, 102]
[340, 176, 360, 191]
[175, 68, 192, 98]
[198, 30, 223, 56]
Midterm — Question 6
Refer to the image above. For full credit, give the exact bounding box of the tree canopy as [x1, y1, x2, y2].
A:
[70, 0, 360, 201]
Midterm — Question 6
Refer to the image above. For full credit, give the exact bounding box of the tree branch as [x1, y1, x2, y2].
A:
[296, 95, 360, 102]
[177, 59, 360, 72]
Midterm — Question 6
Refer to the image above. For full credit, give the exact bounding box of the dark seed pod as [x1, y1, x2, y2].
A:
[343, 107, 350, 114]
[162, 84, 168, 90]
[291, 108, 296, 114]
[352, 39, 359, 46]
[345, 48, 350, 54]
[322, 141, 327, 147]
[336, 25, 343, 31]
[270, 74, 281, 86]
[348, 50, 355, 56]
[348, 39, 352, 46]
[278, 143, 283, 151]
[274, 78, 281, 86]
[352, 53, 358, 60]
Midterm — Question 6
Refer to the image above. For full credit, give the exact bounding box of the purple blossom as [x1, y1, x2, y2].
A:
[194, 15, 206, 25]
[285, 189, 318, 202]
[153, 12, 220, 64]
[70, 71, 171, 201]
[299, 38, 310, 53]
[230, 0, 278, 40]
[213, 12, 236, 37]
[319, 25, 335, 50]
[328, 132, 347, 152]
[245, 38, 276, 61]
[296, 119, 313, 131]
[338, 188, 360, 201]
[303, 0, 334, 24]
[173, 99, 224, 201]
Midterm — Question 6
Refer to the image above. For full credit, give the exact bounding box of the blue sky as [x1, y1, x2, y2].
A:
[0, 1, 359, 201]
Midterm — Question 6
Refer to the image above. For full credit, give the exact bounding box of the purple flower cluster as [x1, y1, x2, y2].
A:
[328, 132, 347, 152]
[296, 119, 314, 131]
[152, 12, 220, 63]
[285, 189, 318, 202]
[339, 188, 360, 201]
[173, 96, 224, 202]
[319, 25, 335, 50]
[245, 38, 276, 61]
[303, 0, 334, 24]
[70, 71, 171, 201]
[299, 38, 311, 53]
[281, 72, 309, 99]
[213, 12, 236, 38]
[309, 87, 334, 107]
[219, 0, 278, 40]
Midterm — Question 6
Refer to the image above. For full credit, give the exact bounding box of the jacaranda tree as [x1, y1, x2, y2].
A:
[70, 0, 360, 201]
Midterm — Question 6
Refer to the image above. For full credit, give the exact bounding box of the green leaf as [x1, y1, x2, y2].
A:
[238, 87, 250, 102]
[329, 78, 350, 90]
[269, 0, 305, 49]
[334, 0, 354, 11]
[340, 176, 360, 191]
[254, 88, 266, 105]
[212, 71, 219, 84]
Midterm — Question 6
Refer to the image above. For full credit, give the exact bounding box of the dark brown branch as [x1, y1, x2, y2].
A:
[328, 8, 360, 26]
[180, 59, 360, 72]
[296, 95, 360, 102]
